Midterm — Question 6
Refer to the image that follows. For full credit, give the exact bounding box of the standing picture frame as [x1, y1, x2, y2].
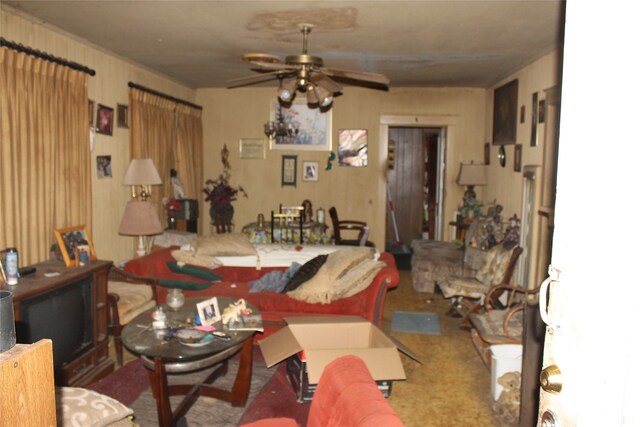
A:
[281, 155, 297, 187]
[96, 104, 114, 135]
[54, 225, 97, 267]
[269, 100, 332, 151]
[492, 79, 518, 145]
[196, 297, 221, 326]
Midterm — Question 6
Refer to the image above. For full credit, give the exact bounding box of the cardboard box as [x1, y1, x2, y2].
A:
[258, 316, 408, 402]
[286, 351, 393, 402]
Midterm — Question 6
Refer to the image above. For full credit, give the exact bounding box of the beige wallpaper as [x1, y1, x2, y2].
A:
[2, 6, 561, 263]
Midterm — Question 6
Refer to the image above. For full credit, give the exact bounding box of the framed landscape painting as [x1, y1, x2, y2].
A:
[492, 79, 518, 145]
[269, 100, 331, 151]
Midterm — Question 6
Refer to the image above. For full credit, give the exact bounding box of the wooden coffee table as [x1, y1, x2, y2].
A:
[121, 297, 257, 427]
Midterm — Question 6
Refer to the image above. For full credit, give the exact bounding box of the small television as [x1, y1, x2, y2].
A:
[17, 276, 93, 382]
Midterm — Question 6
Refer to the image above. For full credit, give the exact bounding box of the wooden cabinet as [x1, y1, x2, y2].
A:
[0, 339, 57, 426]
[9, 259, 114, 386]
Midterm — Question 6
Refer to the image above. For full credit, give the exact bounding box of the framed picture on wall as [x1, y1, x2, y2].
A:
[269, 100, 331, 151]
[530, 92, 539, 146]
[484, 142, 491, 165]
[338, 129, 368, 167]
[96, 104, 114, 135]
[88, 99, 95, 126]
[281, 155, 297, 187]
[117, 104, 129, 128]
[514, 144, 523, 172]
[492, 79, 518, 145]
[302, 161, 319, 181]
[239, 138, 266, 159]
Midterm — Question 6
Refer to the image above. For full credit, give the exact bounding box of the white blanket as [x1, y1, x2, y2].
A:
[175, 243, 379, 268]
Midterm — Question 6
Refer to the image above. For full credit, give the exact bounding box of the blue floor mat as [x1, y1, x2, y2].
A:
[391, 311, 441, 335]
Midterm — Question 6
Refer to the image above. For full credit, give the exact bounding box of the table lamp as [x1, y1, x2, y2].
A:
[123, 158, 162, 200]
[119, 200, 163, 257]
[457, 162, 487, 206]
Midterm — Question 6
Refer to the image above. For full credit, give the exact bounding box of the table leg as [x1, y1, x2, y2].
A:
[229, 336, 254, 406]
[147, 357, 174, 427]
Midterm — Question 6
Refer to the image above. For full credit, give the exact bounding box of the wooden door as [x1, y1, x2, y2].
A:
[424, 133, 439, 240]
[386, 128, 424, 247]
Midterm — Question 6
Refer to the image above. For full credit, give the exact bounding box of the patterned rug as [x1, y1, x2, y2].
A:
[88, 347, 278, 426]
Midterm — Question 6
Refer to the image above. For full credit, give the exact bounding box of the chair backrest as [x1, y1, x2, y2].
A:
[328, 207, 342, 243]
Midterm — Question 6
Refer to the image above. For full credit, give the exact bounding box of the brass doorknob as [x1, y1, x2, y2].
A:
[540, 364, 563, 394]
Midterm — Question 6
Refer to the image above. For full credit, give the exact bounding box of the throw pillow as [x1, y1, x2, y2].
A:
[56, 387, 133, 427]
[281, 254, 329, 293]
[321, 247, 376, 280]
[334, 258, 387, 299]
[171, 249, 223, 270]
[193, 233, 257, 257]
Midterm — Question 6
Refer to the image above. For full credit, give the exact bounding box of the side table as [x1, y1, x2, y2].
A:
[121, 297, 257, 427]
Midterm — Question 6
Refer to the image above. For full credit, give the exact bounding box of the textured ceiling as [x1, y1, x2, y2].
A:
[2, 1, 565, 89]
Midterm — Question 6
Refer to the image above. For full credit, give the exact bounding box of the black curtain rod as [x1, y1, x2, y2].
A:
[0, 37, 96, 76]
[128, 82, 202, 110]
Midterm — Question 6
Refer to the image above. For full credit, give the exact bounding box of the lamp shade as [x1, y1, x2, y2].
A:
[118, 201, 163, 236]
[457, 162, 487, 186]
[122, 159, 162, 186]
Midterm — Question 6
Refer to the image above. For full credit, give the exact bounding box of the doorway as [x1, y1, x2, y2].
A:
[386, 127, 443, 248]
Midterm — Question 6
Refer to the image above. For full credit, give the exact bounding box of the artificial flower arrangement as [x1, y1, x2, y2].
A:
[202, 170, 248, 233]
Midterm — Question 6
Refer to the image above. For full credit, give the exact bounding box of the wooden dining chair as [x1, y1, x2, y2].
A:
[328, 206, 374, 247]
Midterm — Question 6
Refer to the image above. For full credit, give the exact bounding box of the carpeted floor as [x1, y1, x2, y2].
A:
[102, 269, 499, 426]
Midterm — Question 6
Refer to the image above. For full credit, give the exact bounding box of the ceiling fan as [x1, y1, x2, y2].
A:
[227, 24, 390, 108]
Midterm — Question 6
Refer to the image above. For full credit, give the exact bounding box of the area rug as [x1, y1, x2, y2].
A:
[391, 311, 441, 335]
[87, 347, 280, 426]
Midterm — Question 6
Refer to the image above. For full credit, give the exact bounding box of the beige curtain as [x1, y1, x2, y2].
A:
[175, 104, 204, 202]
[129, 88, 203, 228]
[0, 48, 90, 265]
[129, 88, 176, 221]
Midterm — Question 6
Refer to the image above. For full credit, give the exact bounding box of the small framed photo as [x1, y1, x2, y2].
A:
[197, 297, 221, 326]
[239, 138, 266, 159]
[302, 161, 319, 181]
[281, 155, 297, 187]
[96, 155, 112, 179]
[514, 144, 523, 172]
[96, 104, 114, 135]
[54, 225, 97, 267]
[484, 142, 491, 165]
[88, 99, 95, 126]
[117, 104, 129, 129]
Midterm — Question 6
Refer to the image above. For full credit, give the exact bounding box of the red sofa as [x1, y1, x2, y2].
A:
[123, 247, 400, 337]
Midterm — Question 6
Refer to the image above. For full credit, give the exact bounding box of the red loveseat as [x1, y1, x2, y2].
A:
[123, 247, 400, 337]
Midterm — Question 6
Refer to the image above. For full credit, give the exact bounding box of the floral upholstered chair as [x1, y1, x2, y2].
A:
[437, 244, 523, 317]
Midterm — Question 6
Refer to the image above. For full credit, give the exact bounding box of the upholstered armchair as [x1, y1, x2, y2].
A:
[436, 244, 523, 317]
[107, 267, 157, 365]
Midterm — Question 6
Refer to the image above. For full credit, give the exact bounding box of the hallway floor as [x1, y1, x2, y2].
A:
[382, 270, 500, 426]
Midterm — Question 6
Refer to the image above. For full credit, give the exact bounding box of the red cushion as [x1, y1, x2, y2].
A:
[240, 417, 299, 427]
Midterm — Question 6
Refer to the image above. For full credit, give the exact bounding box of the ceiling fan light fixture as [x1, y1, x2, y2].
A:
[306, 83, 319, 105]
[278, 79, 297, 102]
[315, 85, 333, 107]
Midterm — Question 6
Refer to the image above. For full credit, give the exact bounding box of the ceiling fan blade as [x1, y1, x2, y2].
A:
[311, 73, 342, 93]
[226, 70, 294, 89]
[320, 67, 390, 89]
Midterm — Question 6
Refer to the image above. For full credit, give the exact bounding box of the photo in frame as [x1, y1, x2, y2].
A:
[514, 144, 523, 172]
[338, 129, 368, 167]
[239, 138, 266, 159]
[281, 155, 297, 187]
[538, 99, 546, 123]
[96, 104, 114, 135]
[196, 297, 221, 326]
[117, 104, 129, 129]
[96, 155, 112, 179]
[302, 161, 319, 181]
[269, 100, 331, 151]
[54, 225, 97, 267]
[492, 79, 518, 145]
[484, 142, 491, 165]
